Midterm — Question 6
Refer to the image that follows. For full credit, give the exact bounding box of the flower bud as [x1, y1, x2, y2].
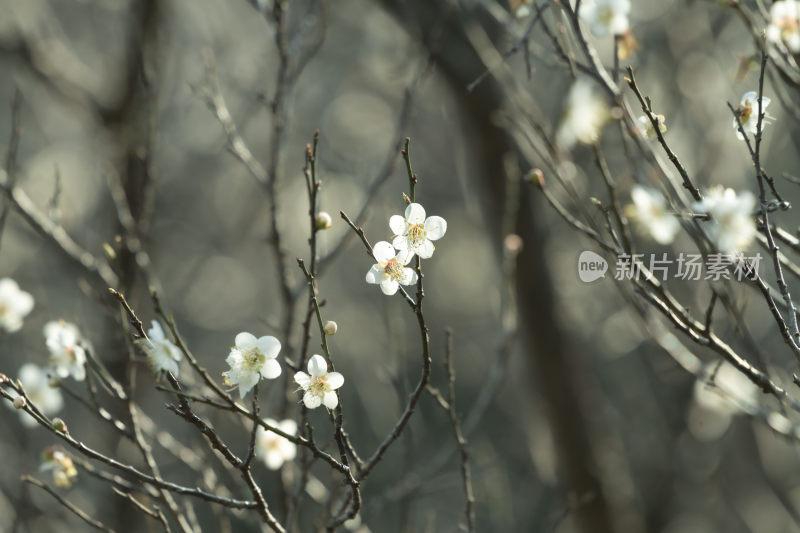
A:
[323, 321, 338, 336]
[13, 396, 26, 409]
[316, 212, 333, 230]
[0, 373, 7, 385]
[504, 234, 523, 256]
[52, 418, 68, 433]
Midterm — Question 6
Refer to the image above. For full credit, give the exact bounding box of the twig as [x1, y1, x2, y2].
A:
[22, 475, 116, 533]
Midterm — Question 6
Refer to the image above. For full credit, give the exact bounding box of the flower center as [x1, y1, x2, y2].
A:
[384, 258, 403, 281]
[407, 224, 425, 246]
[309, 375, 329, 396]
[737, 102, 752, 123]
[0, 303, 6, 317]
[242, 349, 265, 371]
[598, 6, 614, 25]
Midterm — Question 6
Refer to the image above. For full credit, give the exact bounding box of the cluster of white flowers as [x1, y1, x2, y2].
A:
[732, 91, 773, 141]
[8, 363, 64, 427]
[579, 0, 631, 37]
[0, 278, 34, 333]
[137, 321, 183, 376]
[222, 332, 282, 398]
[636, 114, 667, 140]
[45, 320, 87, 382]
[40, 447, 78, 488]
[556, 78, 609, 149]
[693, 185, 757, 255]
[255, 418, 297, 470]
[366, 202, 447, 295]
[625, 185, 680, 245]
[767, 1, 800, 53]
[294, 354, 344, 410]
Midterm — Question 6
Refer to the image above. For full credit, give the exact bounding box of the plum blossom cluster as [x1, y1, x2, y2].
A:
[136, 321, 183, 376]
[222, 332, 282, 398]
[255, 418, 297, 470]
[365, 202, 447, 295]
[733, 91, 773, 140]
[579, 0, 630, 37]
[294, 354, 344, 410]
[625, 185, 680, 245]
[767, 0, 800, 54]
[40, 447, 78, 488]
[556, 78, 609, 149]
[0, 278, 34, 333]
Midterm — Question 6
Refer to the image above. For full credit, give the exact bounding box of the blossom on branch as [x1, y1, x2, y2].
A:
[44, 320, 87, 382]
[294, 354, 344, 410]
[767, 1, 800, 53]
[137, 321, 182, 376]
[732, 91, 773, 141]
[693, 186, 756, 255]
[625, 185, 679, 245]
[40, 447, 78, 488]
[0, 278, 34, 333]
[256, 418, 297, 470]
[579, 0, 631, 37]
[222, 332, 282, 398]
[365, 241, 417, 296]
[636, 114, 667, 140]
[556, 78, 609, 149]
[389, 203, 447, 259]
[8, 364, 64, 428]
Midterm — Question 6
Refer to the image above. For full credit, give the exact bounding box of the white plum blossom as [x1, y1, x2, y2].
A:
[9, 364, 64, 428]
[732, 91, 773, 140]
[556, 78, 609, 149]
[767, 1, 800, 53]
[625, 185, 680, 245]
[636, 114, 666, 140]
[294, 354, 344, 410]
[365, 241, 417, 296]
[0, 278, 34, 333]
[579, 0, 631, 37]
[256, 418, 297, 470]
[45, 320, 87, 381]
[137, 321, 182, 376]
[223, 332, 282, 398]
[389, 203, 447, 259]
[40, 448, 78, 488]
[693, 185, 757, 255]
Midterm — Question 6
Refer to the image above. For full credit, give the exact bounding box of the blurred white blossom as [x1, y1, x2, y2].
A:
[767, 1, 800, 53]
[365, 241, 417, 296]
[625, 185, 680, 245]
[389, 203, 447, 259]
[256, 418, 297, 470]
[556, 78, 609, 149]
[0, 278, 34, 333]
[40, 447, 78, 488]
[294, 354, 344, 410]
[222, 332, 282, 398]
[9, 364, 63, 428]
[137, 321, 182, 376]
[44, 320, 87, 382]
[732, 91, 772, 140]
[579, 0, 630, 37]
[693, 186, 756, 254]
[635, 114, 666, 140]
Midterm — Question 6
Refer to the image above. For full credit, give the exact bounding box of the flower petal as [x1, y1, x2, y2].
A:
[235, 332, 257, 350]
[389, 215, 406, 236]
[307, 354, 328, 377]
[261, 359, 282, 379]
[294, 371, 311, 389]
[392, 235, 409, 251]
[237, 372, 260, 398]
[303, 391, 322, 409]
[323, 391, 339, 410]
[372, 241, 396, 263]
[424, 216, 447, 240]
[326, 372, 344, 390]
[256, 336, 281, 358]
[415, 239, 435, 259]
[149, 321, 165, 342]
[366, 264, 384, 284]
[395, 249, 414, 266]
[380, 279, 399, 295]
[226, 349, 243, 367]
[399, 267, 417, 286]
[405, 203, 426, 225]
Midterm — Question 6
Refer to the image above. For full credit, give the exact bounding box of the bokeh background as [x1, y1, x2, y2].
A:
[2, 0, 800, 532]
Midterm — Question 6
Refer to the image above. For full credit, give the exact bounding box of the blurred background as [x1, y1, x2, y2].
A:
[2, 0, 800, 532]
